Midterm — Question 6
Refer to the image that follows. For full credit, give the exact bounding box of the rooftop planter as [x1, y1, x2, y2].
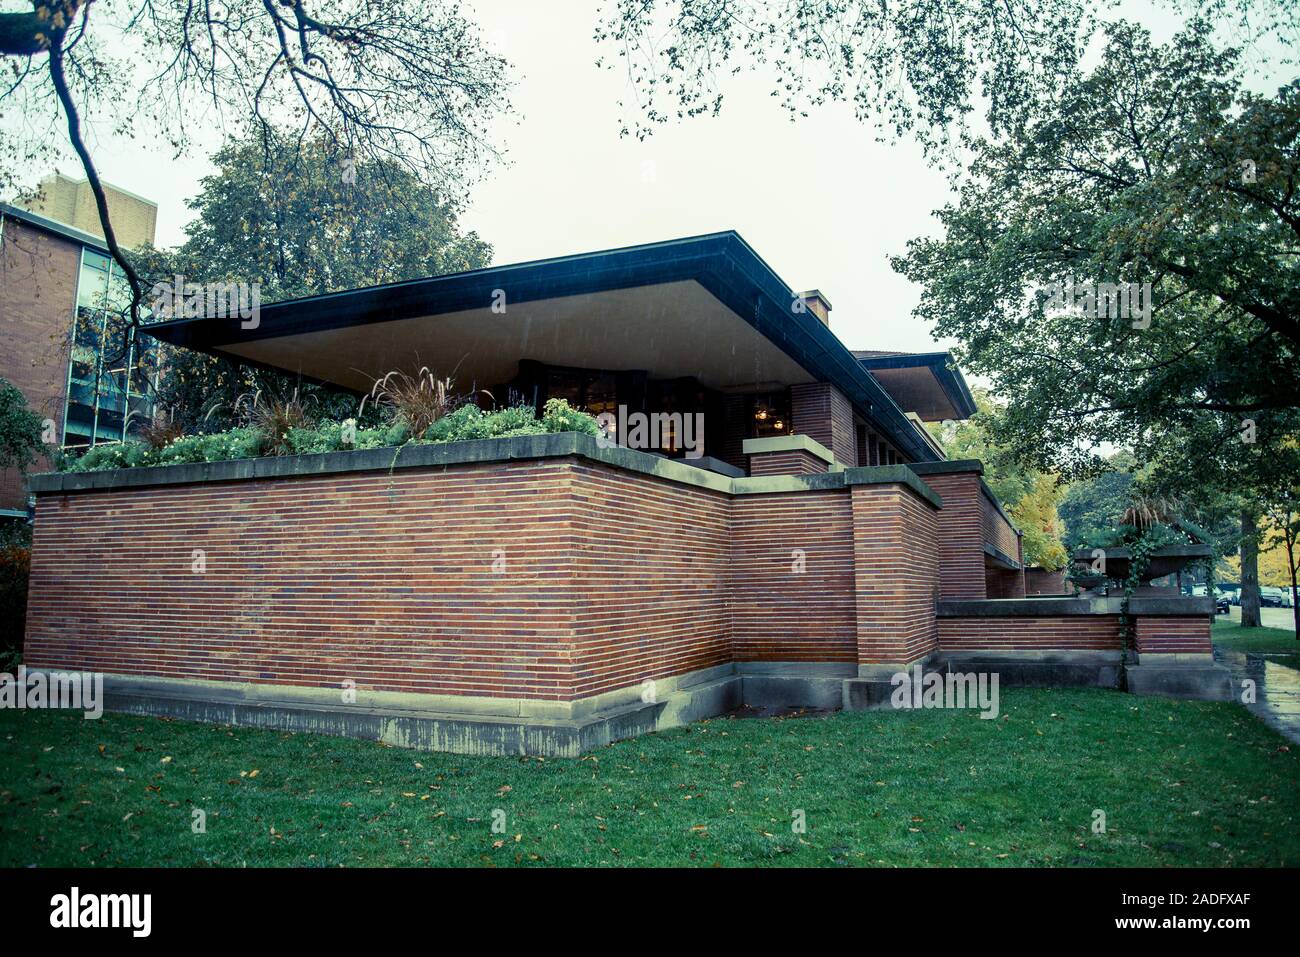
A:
[1071, 544, 1214, 583]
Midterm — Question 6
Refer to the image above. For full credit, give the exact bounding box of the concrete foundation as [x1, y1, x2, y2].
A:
[1126, 657, 1235, 702]
[936, 650, 1123, 690]
[66, 662, 849, 757]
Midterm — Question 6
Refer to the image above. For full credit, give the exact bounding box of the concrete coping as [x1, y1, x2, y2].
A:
[937, 596, 1215, 617]
[29, 431, 941, 504]
[741, 433, 836, 465]
[983, 543, 1022, 571]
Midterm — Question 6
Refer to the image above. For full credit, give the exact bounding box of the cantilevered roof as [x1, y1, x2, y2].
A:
[853, 351, 978, 422]
[143, 231, 950, 461]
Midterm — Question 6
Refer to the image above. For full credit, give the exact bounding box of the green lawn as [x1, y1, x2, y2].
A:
[1213, 619, 1300, 655]
[2, 688, 1297, 868]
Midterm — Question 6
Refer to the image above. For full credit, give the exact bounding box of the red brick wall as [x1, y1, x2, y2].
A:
[0, 218, 77, 512]
[790, 382, 857, 467]
[1025, 568, 1068, 596]
[939, 617, 1122, 652]
[568, 462, 732, 697]
[1134, 616, 1212, 655]
[918, 471, 985, 600]
[26, 457, 905, 700]
[26, 461, 584, 699]
[748, 449, 827, 476]
[731, 491, 857, 662]
[982, 494, 1021, 565]
[986, 567, 1026, 599]
[852, 483, 940, 664]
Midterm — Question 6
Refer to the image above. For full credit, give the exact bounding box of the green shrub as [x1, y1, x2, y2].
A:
[542, 398, 599, 435]
[0, 523, 31, 670]
[424, 404, 490, 442]
[57, 401, 602, 473]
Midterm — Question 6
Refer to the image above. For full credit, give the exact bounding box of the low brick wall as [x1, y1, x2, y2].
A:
[24, 436, 941, 705]
[939, 616, 1122, 652]
[1134, 615, 1212, 656]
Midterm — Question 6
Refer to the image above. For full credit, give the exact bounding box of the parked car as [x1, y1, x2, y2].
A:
[1190, 584, 1209, 596]
[1215, 595, 1231, 615]
[1260, 586, 1293, 608]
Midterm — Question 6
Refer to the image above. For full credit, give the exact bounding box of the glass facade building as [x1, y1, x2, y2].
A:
[62, 248, 157, 449]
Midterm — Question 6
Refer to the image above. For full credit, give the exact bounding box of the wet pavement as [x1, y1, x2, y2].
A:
[1215, 647, 1300, 745]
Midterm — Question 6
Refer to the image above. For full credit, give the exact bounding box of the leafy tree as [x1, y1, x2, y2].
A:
[596, 1, 1295, 156]
[895, 22, 1299, 480]
[0, 376, 43, 472]
[893, 21, 1300, 623]
[132, 134, 494, 432]
[1, 0, 509, 325]
[1058, 454, 1136, 550]
[930, 389, 1067, 569]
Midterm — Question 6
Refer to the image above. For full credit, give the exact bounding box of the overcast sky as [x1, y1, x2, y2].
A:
[19, 1, 1274, 358]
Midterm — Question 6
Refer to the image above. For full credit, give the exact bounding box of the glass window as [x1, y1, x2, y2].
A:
[63, 249, 157, 448]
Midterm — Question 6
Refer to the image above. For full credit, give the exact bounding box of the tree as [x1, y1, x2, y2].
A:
[0, 377, 43, 472]
[1263, 487, 1300, 636]
[929, 389, 1067, 569]
[890, 21, 1300, 623]
[1, 0, 510, 329]
[1058, 453, 1136, 550]
[596, 2, 1295, 156]
[132, 133, 494, 431]
[894, 22, 1299, 475]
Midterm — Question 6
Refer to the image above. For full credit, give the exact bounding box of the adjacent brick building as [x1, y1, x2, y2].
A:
[0, 182, 159, 516]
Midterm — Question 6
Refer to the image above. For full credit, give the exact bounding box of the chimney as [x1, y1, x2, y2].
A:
[797, 289, 832, 327]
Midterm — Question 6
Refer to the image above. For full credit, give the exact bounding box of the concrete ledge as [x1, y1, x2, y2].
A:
[684, 455, 745, 478]
[742, 434, 836, 465]
[842, 465, 943, 509]
[907, 459, 984, 476]
[937, 596, 1214, 617]
[1126, 663, 1235, 702]
[100, 676, 661, 758]
[843, 659, 944, 710]
[938, 650, 1122, 689]
[983, 543, 1022, 571]
[62, 662, 857, 756]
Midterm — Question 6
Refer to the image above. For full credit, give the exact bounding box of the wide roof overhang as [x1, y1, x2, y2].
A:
[143, 231, 944, 461]
[854, 352, 978, 422]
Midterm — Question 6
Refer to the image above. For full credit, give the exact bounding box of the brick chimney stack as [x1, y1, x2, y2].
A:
[797, 290, 832, 327]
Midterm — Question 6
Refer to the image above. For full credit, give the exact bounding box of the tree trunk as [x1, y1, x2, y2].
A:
[1287, 528, 1299, 638]
[1240, 509, 1262, 628]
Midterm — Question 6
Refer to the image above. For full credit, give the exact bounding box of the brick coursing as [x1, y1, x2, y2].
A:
[851, 484, 940, 664]
[748, 449, 827, 476]
[731, 491, 857, 662]
[0, 218, 77, 512]
[791, 383, 857, 467]
[938, 616, 1123, 651]
[25, 457, 937, 699]
[917, 471, 985, 600]
[28, 449, 1192, 704]
[1134, 616, 1212, 655]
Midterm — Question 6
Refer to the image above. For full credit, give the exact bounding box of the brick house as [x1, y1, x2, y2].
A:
[21, 232, 1228, 754]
